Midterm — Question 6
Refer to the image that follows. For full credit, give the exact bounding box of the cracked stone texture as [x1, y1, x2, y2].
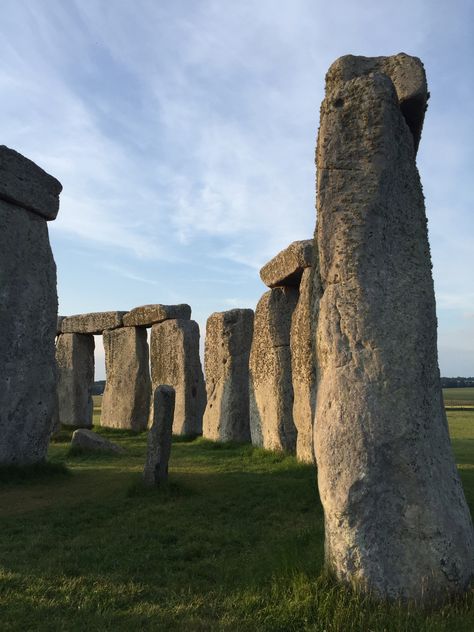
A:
[71, 429, 125, 454]
[260, 240, 313, 288]
[61, 311, 126, 335]
[56, 333, 94, 428]
[150, 319, 206, 435]
[249, 287, 298, 452]
[203, 309, 254, 442]
[290, 267, 320, 463]
[143, 385, 175, 485]
[0, 197, 59, 464]
[123, 303, 191, 327]
[0, 145, 62, 220]
[314, 58, 473, 602]
[100, 327, 151, 431]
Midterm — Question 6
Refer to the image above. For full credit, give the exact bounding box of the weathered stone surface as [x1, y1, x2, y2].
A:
[57, 315, 65, 336]
[123, 304, 191, 327]
[0, 145, 62, 220]
[249, 288, 298, 452]
[143, 385, 175, 485]
[56, 333, 94, 428]
[314, 60, 473, 602]
[71, 429, 124, 454]
[325, 53, 428, 152]
[290, 267, 319, 463]
[203, 309, 254, 442]
[260, 240, 313, 288]
[150, 319, 206, 435]
[100, 327, 151, 431]
[61, 311, 126, 334]
[0, 198, 58, 465]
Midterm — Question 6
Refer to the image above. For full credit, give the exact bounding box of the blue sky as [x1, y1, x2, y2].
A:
[0, 0, 472, 379]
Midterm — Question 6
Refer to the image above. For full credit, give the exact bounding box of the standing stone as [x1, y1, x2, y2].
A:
[314, 54, 473, 602]
[0, 146, 61, 465]
[101, 327, 151, 431]
[203, 309, 254, 442]
[56, 333, 95, 428]
[249, 287, 298, 452]
[150, 319, 206, 435]
[143, 385, 175, 485]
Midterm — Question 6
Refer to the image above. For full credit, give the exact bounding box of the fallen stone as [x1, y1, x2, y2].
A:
[143, 385, 175, 485]
[61, 311, 126, 335]
[314, 56, 473, 602]
[123, 303, 191, 327]
[260, 240, 313, 288]
[71, 429, 124, 454]
[203, 309, 254, 442]
[0, 145, 62, 220]
[56, 333, 94, 428]
[249, 287, 298, 452]
[100, 327, 151, 431]
[150, 319, 206, 435]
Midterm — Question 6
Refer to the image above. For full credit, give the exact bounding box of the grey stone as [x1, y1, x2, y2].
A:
[57, 315, 65, 336]
[0, 145, 62, 220]
[143, 385, 175, 485]
[100, 327, 151, 431]
[249, 287, 298, 452]
[314, 58, 473, 602]
[0, 195, 58, 465]
[71, 428, 124, 454]
[123, 304, 191, 327]
[150, 319, 206, 435]
[203, 309, 254, 442]
[260, 240, 313, 288]
[61, 311, 126, 335]
[56, 333, 94, 428]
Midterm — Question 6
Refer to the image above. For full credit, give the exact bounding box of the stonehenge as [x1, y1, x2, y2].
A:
[203, 309, 254, 443]
[144, 385, 176, 485]
[71, 429, 125, 454]
[0, 146, 61, 465]
[313, 54, 473, 602]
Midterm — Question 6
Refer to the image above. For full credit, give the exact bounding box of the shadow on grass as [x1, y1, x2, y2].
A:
[126, 474, 196, 499]
[0, 461, 69, 484]
[67, 446, 125, 459]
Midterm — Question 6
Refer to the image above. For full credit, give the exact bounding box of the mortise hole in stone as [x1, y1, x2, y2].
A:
[334, 98, 344, 108]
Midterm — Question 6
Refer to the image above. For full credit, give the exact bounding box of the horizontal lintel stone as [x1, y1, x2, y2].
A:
[260, 239, 313, 288]
[122, 304, 191, 327]
[61, 311, 126, 335]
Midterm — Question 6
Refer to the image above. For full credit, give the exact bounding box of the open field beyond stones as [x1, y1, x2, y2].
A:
[0, 410, 472, 631]
[443, 388, 474, 408]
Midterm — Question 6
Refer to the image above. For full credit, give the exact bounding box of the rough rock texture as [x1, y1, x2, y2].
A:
[150, 319, 206, 435]
[123, 304, 191, 327]
[260, 240, 313, 288]
[71, 429, 124, 454]
[0, 150, 61, 464]
[143, 385, 175, 485]
[100, 327, 151, 431]
[0, 145, 62, 220]
[57, 316, 65, 336]
[61, 311, 125, 335]
[203, 309, 254, 442]
[249, 288, 298, 452]
[290, 267, 319, 463]
[314, 57, 474, 602]
[56, 333, 95, 428]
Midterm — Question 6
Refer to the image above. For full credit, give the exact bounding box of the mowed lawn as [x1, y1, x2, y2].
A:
[443, 388, 474, 408]
[0, 404, 473, 631]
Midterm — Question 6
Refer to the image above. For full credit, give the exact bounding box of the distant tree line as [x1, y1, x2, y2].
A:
[441, 377, 474, 388]
[92, 380, 106, 395]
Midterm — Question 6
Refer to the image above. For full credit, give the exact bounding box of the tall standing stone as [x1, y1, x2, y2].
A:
[150, 319, 206, 435]
[249, 287, 298, 452]
[144, 385, 175, 485]
[314, 54, 473, 602]
[203, 309, 254, 442]
[56, 333, 95, 428]
[101, 327, 151, 431]
[0, 146, 61, 465]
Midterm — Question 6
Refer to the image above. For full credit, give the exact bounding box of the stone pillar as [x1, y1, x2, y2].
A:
[249, 287, 298, 452]
[150, 319, 206, 435]
[56, 333, 95, 428]
[0, 146, 62, 465]
[314, 54, 473, 602]
[203, 309, 254, 442]
[101, 326, 151, 431]
[144, 385, 175, 485]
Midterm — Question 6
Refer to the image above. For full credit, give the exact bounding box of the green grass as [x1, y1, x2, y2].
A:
[0, 411, 473, 631]
[443, 388, 474, 409]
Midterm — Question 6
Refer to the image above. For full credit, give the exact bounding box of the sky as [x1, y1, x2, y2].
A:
[0, 0, 473, 379]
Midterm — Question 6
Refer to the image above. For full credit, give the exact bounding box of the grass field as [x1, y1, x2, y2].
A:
[443, 388, 474, 408]
[0, 408, 473, 631]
